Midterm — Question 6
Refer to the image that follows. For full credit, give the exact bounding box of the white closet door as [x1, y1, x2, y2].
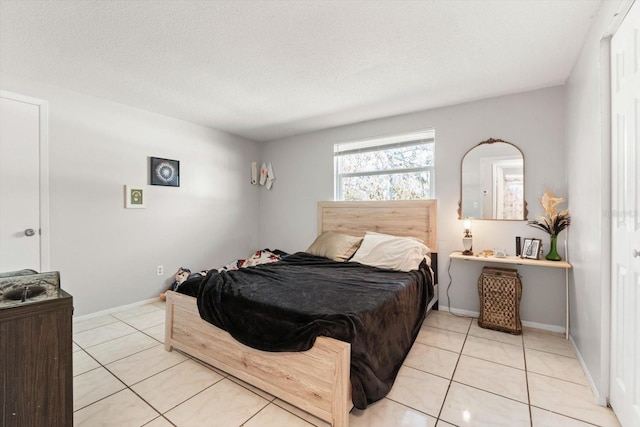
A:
[0, 95, 42, 271]
[610, 2, 640, 426]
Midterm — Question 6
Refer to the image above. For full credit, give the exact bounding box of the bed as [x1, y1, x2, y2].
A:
[164, 200, 438, 427]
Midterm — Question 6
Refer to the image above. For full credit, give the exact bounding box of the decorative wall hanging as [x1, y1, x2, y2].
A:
[252, 161, 275, 189]
[150, 157, 180, 187]
[251, 161, 258, 185]
[125, 185, 146, 209]
[259, 162, 267, 185]
[266, 162, 275, 189]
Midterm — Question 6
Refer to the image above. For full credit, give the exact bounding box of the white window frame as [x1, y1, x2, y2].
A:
[334, 129, 435, 201]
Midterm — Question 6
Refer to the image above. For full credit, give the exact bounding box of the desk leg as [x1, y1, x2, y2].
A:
[565, 268, 569, 340]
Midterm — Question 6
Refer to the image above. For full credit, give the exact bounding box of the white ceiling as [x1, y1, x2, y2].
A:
[0, 0, 601, 142]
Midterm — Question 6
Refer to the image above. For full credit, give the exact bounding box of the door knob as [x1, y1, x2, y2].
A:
[634, 249, 640, 258]
[24, 228, 36, 237]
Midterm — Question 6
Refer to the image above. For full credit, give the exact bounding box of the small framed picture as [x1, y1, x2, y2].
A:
[150, 157, 180, 187]
[521, 238, 541, 259]
[125, 185, 146, 209]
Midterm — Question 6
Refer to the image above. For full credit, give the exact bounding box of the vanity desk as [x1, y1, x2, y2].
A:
[449, 251, 572, 338]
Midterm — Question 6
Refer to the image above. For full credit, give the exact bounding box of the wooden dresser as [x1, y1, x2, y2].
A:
[0, 288, 73, 427]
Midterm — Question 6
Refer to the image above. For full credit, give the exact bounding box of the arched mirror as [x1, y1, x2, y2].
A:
[458, 138, 528, 220]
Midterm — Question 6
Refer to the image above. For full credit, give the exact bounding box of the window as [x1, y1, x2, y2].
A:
[334, 130, 435, 201]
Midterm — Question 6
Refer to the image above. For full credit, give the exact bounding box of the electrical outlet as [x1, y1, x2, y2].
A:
[156, 265, 164, 276]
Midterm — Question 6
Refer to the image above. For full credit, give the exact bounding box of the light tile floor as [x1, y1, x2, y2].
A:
[72, 303, 621, 426]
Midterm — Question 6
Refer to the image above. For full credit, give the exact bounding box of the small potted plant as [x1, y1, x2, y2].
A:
[528, 190, 571, 261]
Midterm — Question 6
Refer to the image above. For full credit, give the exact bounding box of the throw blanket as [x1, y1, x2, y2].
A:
[182, 252, 433, 409]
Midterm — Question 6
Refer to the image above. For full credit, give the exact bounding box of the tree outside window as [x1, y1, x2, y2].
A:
[334, 131, 435, 201]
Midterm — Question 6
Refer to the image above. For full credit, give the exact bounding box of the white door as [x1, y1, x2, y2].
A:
[0, 92, 48, 272]
[610, 2, 640, 426]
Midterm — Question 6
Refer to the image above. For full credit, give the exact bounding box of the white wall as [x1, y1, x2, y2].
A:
[0, 74, 261, 316]
[260, 86, 568, 329]
[565, 0, 625, 404]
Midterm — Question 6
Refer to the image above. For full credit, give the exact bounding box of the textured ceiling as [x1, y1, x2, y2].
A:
[0, 0, 601, 142]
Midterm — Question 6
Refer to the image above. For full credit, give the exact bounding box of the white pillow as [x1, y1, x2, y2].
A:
[350, 232, 430, 272]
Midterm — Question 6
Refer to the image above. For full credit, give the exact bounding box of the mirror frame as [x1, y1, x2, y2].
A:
[458, 137, 528, 220]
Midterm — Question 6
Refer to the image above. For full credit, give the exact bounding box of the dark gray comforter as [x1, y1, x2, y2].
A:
[180, 252, 433, 409]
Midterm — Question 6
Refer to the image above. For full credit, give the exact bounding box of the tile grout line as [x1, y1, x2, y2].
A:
[72, 317, 120, 333]
[383, 396, 440, 422]
[460, 352, 526, 371]
[74, 329, 139, 349]
[427, 318, 523, 347]
[140, 415, 177, 427]
[446, 379, 529, 407]
[238, 403, 270, 427]
[529, 405, 610, 427]
[238, 401, 316, 427]
[399, 361, 454, 383]
[434, 315, 473, 424]
[72, 306, 165, 334]
[525, 345, 579, 359]
[526, 370, 591, 387]
[270, 400, 325, 427]
[523, 331, 533, 427]
[82, 341, 162, 366]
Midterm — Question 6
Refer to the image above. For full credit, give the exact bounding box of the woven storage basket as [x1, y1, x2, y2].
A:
[477, 266, 522, 334]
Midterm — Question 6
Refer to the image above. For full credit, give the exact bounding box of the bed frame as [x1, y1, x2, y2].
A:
[165, 200, 437, 427]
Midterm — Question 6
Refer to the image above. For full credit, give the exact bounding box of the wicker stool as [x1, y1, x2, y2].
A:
[477, 266, 522, 334]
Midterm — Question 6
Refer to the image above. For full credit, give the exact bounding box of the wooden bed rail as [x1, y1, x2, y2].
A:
[165, 291, 352, 426]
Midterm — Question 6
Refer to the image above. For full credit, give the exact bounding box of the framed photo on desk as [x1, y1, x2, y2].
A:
[521, 238, 541, 259]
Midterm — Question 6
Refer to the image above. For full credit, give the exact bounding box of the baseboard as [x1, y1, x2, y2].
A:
[570, 335, 608, 406]
[436, 305, 565, 334]
[436, 305, 478, 318]
[521, 320, 565, 334]
[73, 297, 162, 322]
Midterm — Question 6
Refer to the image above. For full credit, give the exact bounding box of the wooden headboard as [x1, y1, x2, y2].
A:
[317, 200, 437, 252]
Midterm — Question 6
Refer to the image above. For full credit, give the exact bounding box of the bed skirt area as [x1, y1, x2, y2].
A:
[164, 290, 352, 427]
